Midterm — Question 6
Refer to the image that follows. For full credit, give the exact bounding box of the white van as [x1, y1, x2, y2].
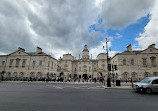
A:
[132, 77, 158, 94]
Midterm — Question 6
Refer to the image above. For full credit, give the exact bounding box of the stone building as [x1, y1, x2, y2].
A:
[111, 44, 158, 81]
[0, 47, 58, 80]
[1, 44, 158, 82]
[58, 45, 108, 81]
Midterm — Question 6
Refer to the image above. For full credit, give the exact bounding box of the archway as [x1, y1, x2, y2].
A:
[37, 72, 42, 80]
[122, 72, 129, 82]
[19, 72, 24, 81]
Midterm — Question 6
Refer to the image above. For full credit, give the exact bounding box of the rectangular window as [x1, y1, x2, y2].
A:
[79, 67, 81, 72]
[22, 59, 26, 67]
[2, 61, 5, 66]
[16, 59, 20, 67]
[39, 60, 42, 66]
[143, 58, 147, 67]
[51, 61, 53, 69]
[9, 59, 13, 67]
[151, 57, 156, 67]
[32, 60, 36, 67]
[123, 59, 126, 65]
[89, 67, 91, 72]
[131, 59, 134, 65]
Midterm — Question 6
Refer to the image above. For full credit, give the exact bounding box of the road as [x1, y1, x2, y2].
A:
[0, 82, 158, 111]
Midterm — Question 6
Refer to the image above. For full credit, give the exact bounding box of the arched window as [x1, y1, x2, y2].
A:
[132, 72, 136, 79]
[123, 72, 128, 80]
[13, 72, 17, 77]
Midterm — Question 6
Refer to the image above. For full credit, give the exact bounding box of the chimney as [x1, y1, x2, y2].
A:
[18, 47, 25, 51]
[126, 44, 132, 51]
[36, 46, 42, 53]
[148, 44, 155, 48]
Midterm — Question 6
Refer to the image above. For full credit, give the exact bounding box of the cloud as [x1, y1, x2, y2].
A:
[135, 0, 158, 49]
[0, 0, 157, 60]
[101, 0, 155, 29]
[89, 39, 113, 59]
[0, 0, 101, 59]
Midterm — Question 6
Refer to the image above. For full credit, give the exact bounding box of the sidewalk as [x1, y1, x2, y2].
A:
[102, 82, 133, 89]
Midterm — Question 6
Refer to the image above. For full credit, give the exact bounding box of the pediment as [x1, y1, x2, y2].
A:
[141, 47, 158, 54]
[8, 50, 29, 56]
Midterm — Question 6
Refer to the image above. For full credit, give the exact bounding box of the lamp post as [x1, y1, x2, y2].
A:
[103, 38, 111, 87]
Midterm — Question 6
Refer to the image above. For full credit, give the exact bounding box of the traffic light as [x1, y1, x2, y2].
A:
[114, 65, 117, 70]
[108, 64, 111, 71]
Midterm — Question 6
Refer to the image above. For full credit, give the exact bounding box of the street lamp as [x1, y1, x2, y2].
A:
[103, 38, 111, 87]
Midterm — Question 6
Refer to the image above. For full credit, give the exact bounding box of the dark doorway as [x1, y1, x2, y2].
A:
[59, 72, 64, 82]
[83, 74, 88, 80]
[79, 75, 81, 78]
[74, 74, 77, 78]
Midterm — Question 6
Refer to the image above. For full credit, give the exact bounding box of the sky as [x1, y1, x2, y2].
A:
[0, 0, 158, 59]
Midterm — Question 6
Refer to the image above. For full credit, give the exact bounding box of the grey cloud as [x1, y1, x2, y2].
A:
[101, 0, 155, 29]
[0, 0, 156, 59]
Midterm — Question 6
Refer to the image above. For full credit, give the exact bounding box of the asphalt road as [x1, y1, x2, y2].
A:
[0, 82, 158, 111]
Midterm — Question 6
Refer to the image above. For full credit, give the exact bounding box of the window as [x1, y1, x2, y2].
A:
[132, 72, 136, 79]
[84, 69, 87, 73]
[22, 59, 26, 67]
[79, 67, 81, 72]
[123, 59, 126, 65]
[16, 59, 20, 67]
[2, 61, 5, 66]
[152, 79, 158, 84]
[20, 72, 24, 78]
[51, 62, 53, 69]
[9, 59, 13, 67]
[32, 61, 36, 67]
[83, 65, 87, 68]
[75, 68, 77, 71]
[131, 59, 134, 65]
[39, 60, 42, 66]
[14, 72, 17, 77]
[123, 73, 128, 80]
[150, 57, 156, 67]
[89, 66, 91, 72]
[143, 58, 147, 67]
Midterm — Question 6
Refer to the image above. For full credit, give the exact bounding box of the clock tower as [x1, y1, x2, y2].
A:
[82, 45, 89, 59]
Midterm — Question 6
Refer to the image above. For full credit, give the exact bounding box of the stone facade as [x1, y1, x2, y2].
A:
[58, 45, 108, 81]
[0, 44, 158, 82]
[111, 44, 158, 81]
[0, 47, 58, 81]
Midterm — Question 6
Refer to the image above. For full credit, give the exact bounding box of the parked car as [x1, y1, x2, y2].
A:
[132, 77, 158, 94]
